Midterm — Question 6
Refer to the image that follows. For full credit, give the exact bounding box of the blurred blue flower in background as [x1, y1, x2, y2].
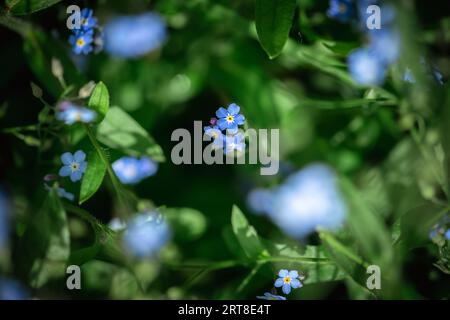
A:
[69, 29, 94, 55]
[112, 157, 158, 185]
[0, 189, 10, 250]
[108, 217, 126, 232]
[216, 103, 245, 133]
[79, 8, 98, 31]
[368, 29, 400, 64]
[104, 12, 167, 58]
[267, 164, 347, 239]
[0, 278, 29, 300]
[246, 188, 273, 215]
[56, 101, 97, 125]
[348, 48, 386, 85]
[59, 150, 88, 182]
[44, 184, 75, 201]
[123, 212, 171, 258]
[445, 229, 450, 240]
[224, 133, 245, 154]
[327, 0, 355, 23]
[256, 292, 286, 300]
[274, 269, 302, 295]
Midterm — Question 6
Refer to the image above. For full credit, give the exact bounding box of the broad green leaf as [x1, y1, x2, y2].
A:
[7, 0, 62, 15]
[20, 190, 70, 288]
[231, 205, 267, 259]
[88, 82, 109, 123]
[79, 150, 107, 205]
[255, 0, 297, 59]
[162, 207, 207, 242]
[96, 107, 165, 162]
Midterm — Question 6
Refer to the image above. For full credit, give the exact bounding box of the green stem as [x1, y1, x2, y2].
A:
[0, 12, 32, 37]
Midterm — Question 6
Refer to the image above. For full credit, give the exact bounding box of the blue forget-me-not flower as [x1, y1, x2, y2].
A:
[347, 48, 386, 86]
[59, 150, 88, 182]
[104, 12, 167, 58]
[112, 157, 158, 185]
[44, 184, 74, 202]
[274, 270, 303, 295]
[123, 211, 171, 258]
[224, 132, 245, 154]
[216, 103, 245, 134]
[203, 125, 225, 149]
[0, 188, 10, 250]
[79, 8, 98, 31]
[56, 101, 97, 125]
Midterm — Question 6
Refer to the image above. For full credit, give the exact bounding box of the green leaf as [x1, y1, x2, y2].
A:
[231, 205, 267, 259]
[79, 149, 107, 205]
[20, 190, 70, 288]
[96, 106, 165, 162]
[88, 81, 110, 123]
[162, 207, 207, 242]
[7, 0, 62, 15]
[255, 0, 296, 59]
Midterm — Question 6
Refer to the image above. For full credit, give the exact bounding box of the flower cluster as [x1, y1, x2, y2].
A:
[203, 103, 246, 155]
[69, 8, 101, 55]
[103, 12, 167, 58]
[55, 101, 97, 125]
[247, 164, 347, 239]
[122, 211, 171, 258]
[112, 156, 158, 185]
[256, 269, 304, 300]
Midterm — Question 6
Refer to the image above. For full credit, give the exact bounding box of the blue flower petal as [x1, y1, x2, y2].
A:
[274, 278, 284, 287]
[282, 283, 291, 295]
[234, 114, 245, 125]
[217, 118, 228, 131]
[70, 170, 83, 182]
[216, 107, 228, 118]
[59, 166, 71, 177]
[227, 103, 240, 115]
[290, 278, 301, 288]
[288, 270, 299, 278]
[79, 161, 88, 173]
[74, 150, 86, 162]
[61, 152, 74, 165]
[278, 269, 289, 277]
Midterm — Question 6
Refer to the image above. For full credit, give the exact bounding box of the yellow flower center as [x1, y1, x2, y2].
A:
[81, 18, 87, 25]
[70, 162, 80, 172]
[283, 276, 291, 284]
[226, 115, 234, 123]
[211, 132, 218, 138]
[76, 38, 85, 47]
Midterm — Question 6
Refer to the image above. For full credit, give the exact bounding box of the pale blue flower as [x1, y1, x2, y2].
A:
[104, 12, 167, 58]
[108, 217, 126, 232]
[69, 29, 94, 55]
[224, 133, 245, 154]
[112, 157, 158, 185]
[267, 164, 347, 239]
[204, 125, 225, 149]
[368, 29, 400, 64]
[445, 229, 450, 240]
[348, 48, 386, 86]
[56, 102, 97, 125]
[79, 8, 98, 31]
[274, 269, 302, 295]
[123, 212, 171, 258]
[256, 292, 286, 300]
[59, 150, 88, 182]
